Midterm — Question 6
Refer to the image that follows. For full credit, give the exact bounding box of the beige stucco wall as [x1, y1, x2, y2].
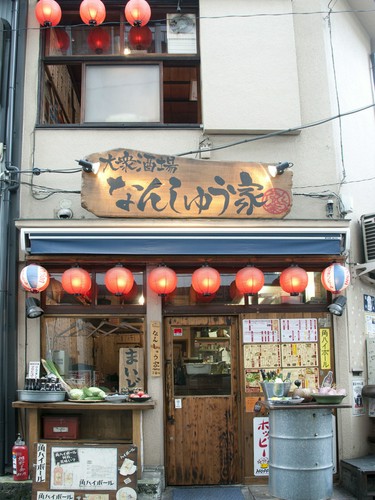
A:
[19, 0, 375, 470]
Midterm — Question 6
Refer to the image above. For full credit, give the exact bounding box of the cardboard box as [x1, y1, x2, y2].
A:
[42, 416, 80, 440]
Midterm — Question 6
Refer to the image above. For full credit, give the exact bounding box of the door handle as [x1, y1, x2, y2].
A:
[165, 359, 175, 423]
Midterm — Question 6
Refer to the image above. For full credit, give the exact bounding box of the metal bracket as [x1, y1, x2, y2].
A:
[352, 262, 375, 286]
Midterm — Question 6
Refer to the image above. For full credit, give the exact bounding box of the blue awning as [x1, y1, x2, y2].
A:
[20, 228, 347, 256]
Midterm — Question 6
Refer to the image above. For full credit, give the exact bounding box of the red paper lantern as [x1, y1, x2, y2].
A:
[35, 0, 62, 27]
[61, 267, 92, 295]
[149, 266, 177, 296]
[128, 26, 153, 50]
[192, 265, 221, 296]
[20, 264, 50, 293]
[87, 27, 111, 53]
[125, 0, 151, 27]
[105, 266, 134, 296]
[279, 265, 308, 296]
[54, 28, 70, 52]
[321, 263, 350, 294]
[235, 266, 264, 296]
[80, 0, 106, 26]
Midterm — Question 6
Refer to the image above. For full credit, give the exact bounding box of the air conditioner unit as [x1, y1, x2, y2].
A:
[361, 213, 375, 262]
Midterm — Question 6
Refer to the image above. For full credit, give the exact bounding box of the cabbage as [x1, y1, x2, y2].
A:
[88, 387, 106, 399]
[69, 388, 84, 400]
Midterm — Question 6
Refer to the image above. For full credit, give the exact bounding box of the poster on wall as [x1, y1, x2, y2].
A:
[243, 319, 280, 343]
[365, 313, 375, 337]
[253, 416, 269, 476]
[281, 343, 318, 368]
[280, 318, 318, 342]
[244, 344, 281, 369]
[352, 379, 365, 416]
[33, 443, 138, 499]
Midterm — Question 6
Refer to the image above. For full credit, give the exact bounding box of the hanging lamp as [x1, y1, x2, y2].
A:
[235, 266, 264, 296]
[35, 0, 62, 27]
[279, 265, 308, 296]
[104, 265, 134, 296]
[128, 26, 153, 50]
[191, 265, 221, 296]
[87, 27, 111, 53]
[61, 266, 92, 295]
[125, 0, 151, 27]
[20, 264, 50, 293]
[148, 266, 177, 296]
[54, 28, 70, 52]
[80, 0, 106, 26]
[321, 263, 350, 294]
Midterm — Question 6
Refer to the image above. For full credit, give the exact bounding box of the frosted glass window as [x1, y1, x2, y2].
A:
[84, 65, 161, 123]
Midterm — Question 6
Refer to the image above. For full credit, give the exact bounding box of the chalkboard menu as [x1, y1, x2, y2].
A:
[32, 443, 137, 499]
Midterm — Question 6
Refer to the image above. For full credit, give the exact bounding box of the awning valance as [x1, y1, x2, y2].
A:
[19, 227, 348, 256]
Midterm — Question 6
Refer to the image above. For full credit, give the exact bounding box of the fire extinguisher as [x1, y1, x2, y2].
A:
[12, 434, 29, 481]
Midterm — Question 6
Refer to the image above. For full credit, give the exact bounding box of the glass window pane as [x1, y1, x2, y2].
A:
[84, 65, 160, 123]
[174, 325, 231, 396]
[42, 316, 144, 393]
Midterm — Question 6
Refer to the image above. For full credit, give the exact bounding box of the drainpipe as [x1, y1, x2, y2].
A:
[0, 0, 20, 475]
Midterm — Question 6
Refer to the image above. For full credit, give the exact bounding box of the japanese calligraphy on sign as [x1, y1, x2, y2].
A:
[150, 320, 161, 377]
[81, 148, 293, 218]
[119, 347, 144, 391]
[319, 328, 331, 369]
[253, 417, 269, 476]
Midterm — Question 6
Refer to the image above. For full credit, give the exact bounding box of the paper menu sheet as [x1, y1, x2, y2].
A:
[243, 319, 280, 343]
[280, 318, 318, 342]
[244, 344, 281, 369]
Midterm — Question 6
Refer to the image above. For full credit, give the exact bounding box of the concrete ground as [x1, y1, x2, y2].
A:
[161, 484, 357, 499]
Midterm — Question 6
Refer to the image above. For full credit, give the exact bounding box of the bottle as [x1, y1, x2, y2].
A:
[12, 434, 28, 481]
[53, 462, 63, 486]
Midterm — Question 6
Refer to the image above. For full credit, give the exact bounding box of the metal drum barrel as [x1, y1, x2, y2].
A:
[269, 408, 333, 500]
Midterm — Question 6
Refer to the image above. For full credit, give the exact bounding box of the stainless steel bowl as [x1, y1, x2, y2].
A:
[18, 390, 66, 402]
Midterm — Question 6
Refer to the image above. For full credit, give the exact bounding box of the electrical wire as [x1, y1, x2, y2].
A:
[176, 102, 375, 156]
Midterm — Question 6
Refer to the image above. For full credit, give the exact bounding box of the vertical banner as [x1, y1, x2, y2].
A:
[150, 320, 161, 377]
[319, 328, 331, 369]
[253, 416, 269, 476]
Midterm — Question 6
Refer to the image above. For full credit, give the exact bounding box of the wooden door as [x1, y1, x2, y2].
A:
[165, 316, 239, 485]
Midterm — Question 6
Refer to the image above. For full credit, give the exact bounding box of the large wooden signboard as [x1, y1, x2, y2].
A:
[32, 443, 137, 499]
[81, 148, 293, 218]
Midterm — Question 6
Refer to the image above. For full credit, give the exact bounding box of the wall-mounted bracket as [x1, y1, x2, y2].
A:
[352, 262, 375, 286]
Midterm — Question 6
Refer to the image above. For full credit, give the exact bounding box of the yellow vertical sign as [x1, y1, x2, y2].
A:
[319, 328, 331, 369]
[150, 320, 161, 377]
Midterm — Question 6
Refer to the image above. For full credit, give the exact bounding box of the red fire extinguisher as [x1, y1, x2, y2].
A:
[12, 434, 29, 481]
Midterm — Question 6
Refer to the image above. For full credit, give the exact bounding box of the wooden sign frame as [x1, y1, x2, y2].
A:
[81, 148, 293, 218]
[32, 442, 137, 500]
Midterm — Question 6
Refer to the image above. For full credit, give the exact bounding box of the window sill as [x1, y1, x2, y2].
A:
[35, 123, 203, 130]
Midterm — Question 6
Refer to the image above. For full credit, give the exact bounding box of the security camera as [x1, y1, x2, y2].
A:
[327, 295, 347, 316]
[56, 208, 73, 220]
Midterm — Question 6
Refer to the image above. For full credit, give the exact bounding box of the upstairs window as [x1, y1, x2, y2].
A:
[40, 1, 200, 126]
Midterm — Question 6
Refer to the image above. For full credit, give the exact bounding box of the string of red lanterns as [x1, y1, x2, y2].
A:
[19, 263, 351, 299]
[35, 0, 152, 28]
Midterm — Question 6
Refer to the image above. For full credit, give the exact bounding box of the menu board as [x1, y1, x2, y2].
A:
[244, 344, 281, 369]
[32, 443, 137, 500]
[242, 319, 280, 343]
[280, 318, 318, 342]
[281, 343, 318, 367]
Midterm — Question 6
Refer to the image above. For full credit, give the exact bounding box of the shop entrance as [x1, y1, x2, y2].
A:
[165, 316, 240, 485]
